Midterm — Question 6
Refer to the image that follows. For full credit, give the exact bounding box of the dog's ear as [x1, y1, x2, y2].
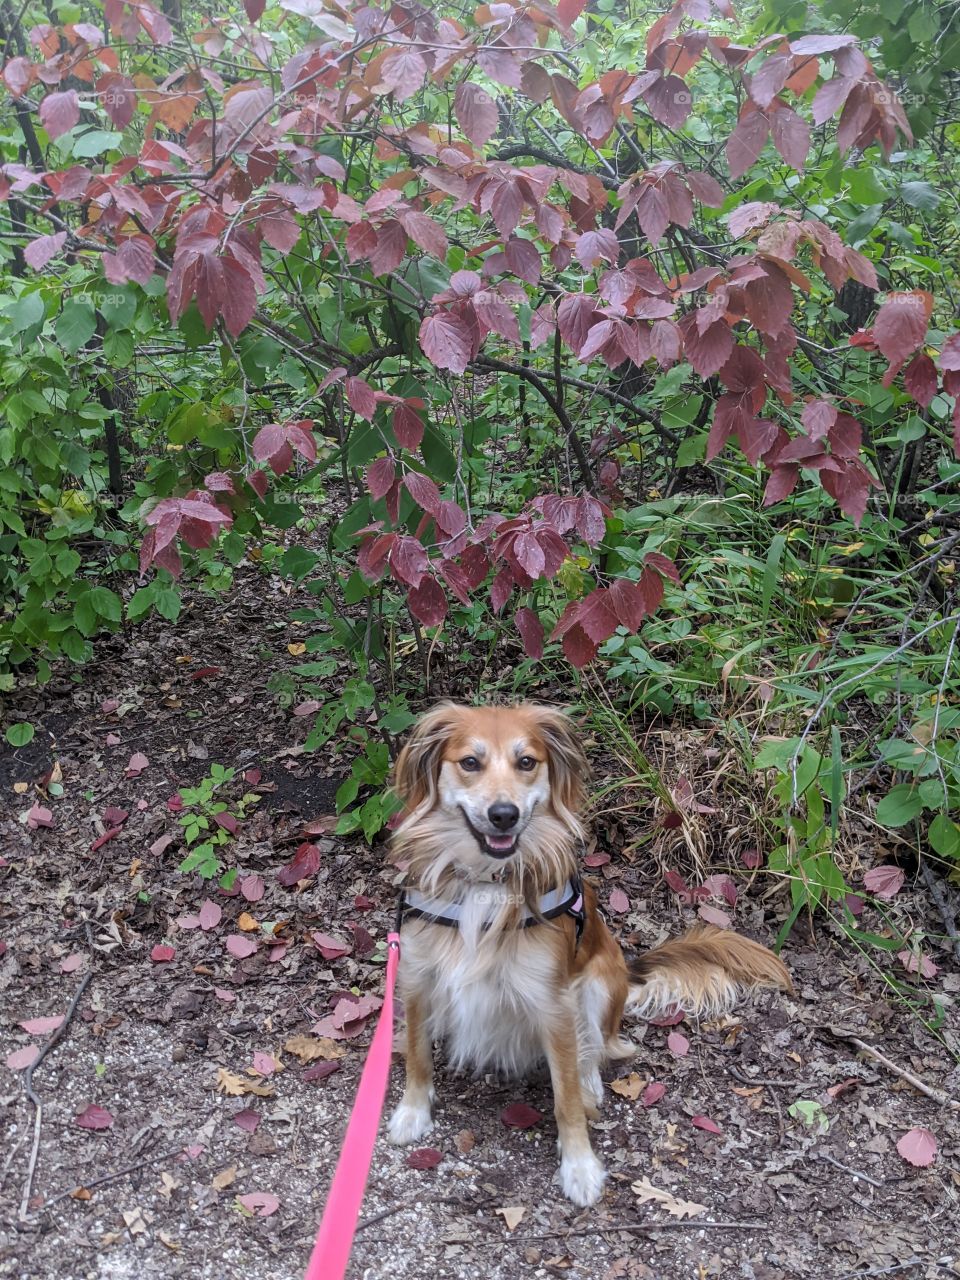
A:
[393, 702, 459, 812]
[530, 705, 588, 817]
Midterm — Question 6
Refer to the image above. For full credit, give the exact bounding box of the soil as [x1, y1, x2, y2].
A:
[1, 567, 959, 1280]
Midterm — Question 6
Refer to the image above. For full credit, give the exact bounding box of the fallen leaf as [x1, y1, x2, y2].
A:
[311, 932, 351, 960]
[243, 768, 262, 785]
[406, 1147, 443, 1169]
[233, 1109, 260, 1133]
[697, 904, 731, 927]
[26, 804, 54, 830]
[215, 1068, 274, 1098]
[6, 1045, 40, 1070]
[631, 1176, 705, 1220]
[691, 1114, 722, 1135]
[608, 887, 630, 914]
[500, 1103, 542, 1129]
[237, 912, 260, 932]
[211, 1165, 237, 1191]
[287, 642, 306, 656]
[454, 1129, 476, 1154]
[149, 832, 175, 857]
[70, 1187, 92, 1201]
[214, 988, 236, 1003]
[102, 806, 129, 827]
[157, 1231, 180, 1251]
[250, 1051, 279, 1077]
[667, 1031, 689, 1057]
[897, 950, 939, 980]
[226, 935, 258, 959]
[125, 752, 149, 778]
[303, 1061, 341, 1083]
[284, 1034, 345, 1063]
[19, 1015, 64, 1035]
[76, 1104, 114, 1130]
[91, 827, 123, 852]
[241, 874, 265, 902]
[863, 865, 904, 899]
[122, 1208, 147, 1235]
[292, 700, 320, 717]
[151, 945, 176, 963]
[610, 1072, 643, 1100]
[198, 899, 222, 931]
[237, 1191, 280, 1217]
[642, 1082, 666, 1108]
[897, 1127, 937, 1167]
[277, 843, 321, 886]
[495, 1206, 526, 1231]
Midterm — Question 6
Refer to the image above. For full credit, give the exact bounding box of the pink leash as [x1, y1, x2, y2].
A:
[304, 931, 401, 1280]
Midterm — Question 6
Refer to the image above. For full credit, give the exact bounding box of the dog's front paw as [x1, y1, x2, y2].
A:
[387, 1100, 434, 1146]
[559, 1151, 607, 1207]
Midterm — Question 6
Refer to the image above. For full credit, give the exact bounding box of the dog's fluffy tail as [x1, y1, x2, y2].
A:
[626, 925, 792, 1021]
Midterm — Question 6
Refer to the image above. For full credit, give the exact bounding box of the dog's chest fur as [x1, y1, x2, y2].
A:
[400, 881, 564, 1076]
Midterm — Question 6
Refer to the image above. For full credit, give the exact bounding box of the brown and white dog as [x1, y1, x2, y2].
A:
[386, 702, 791, 1206]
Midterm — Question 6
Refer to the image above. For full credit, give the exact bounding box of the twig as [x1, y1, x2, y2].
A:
[920, 858, 960, 964]
[19, 969, 94, 1220]
[32, 1145, 186, 1215]
[728, 1065, 813, 1089]
[816, 1151, 884, 1188]
[821, 1026, 960, 1111]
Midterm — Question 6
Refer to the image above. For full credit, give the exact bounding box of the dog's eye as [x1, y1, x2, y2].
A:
[517, 755, 538, 772]
[460, 756, 481, 771]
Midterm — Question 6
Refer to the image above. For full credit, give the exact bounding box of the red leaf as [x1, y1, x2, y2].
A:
[198, 899, 222, 931]
[346, 376, 377, 421]
[515, 607, 544, 659]
[90, 827, 122, 852]
[6, 1045, 39, 1071]
[390, 536, 428, 590]
[237, 1192, 279, 1217]
[76, 1104, 113, 1130]
[500, 1103, 543, 1129]
[312, 933, 352, 960]
[24, 232, 67, 271]
[697, 904, 731, 927]
[393, 402, 424, 450]
[642, 1081, 666, 1107]
[277, 843, 321, 886]
[151, 944, 175, 963]
[726, 109, 770, 180]
[455, 82, 498, 147]
[874, 291, 932, 367]
[39, 90, 80, 140]
[691, 1114, 722, 1134]
[97, 72, 136, 129]
[241, 874, 265, 902]
[378, 48, 427, 102]
[406, 1147, 443, 1170]
[19, 1015, 64, 1035]
[226, 935, 258, 958]
[243, 0, 266, 18]
[896, 1127, 937, 1167]
[408, 576, 448, 629]
[608, 887, 630, 914]
[404, 471, 442, 516]
[419, 311, 474, 375]
[667, 1031, 689, 1057]
[769, 104, 810, 169]
[304, 1061, 341, 1083]
[125, 751, 149, 777]
[26, 804, 54, 830]
[897, 950, 939, 980]
[903, 353, 938, 408]
[863, 865, 904, 899]
[367, 457, 396, 501]
[233, 1108, 260, 1133]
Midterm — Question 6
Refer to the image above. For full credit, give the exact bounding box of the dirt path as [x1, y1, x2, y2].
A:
[2, 572, 958, 1280]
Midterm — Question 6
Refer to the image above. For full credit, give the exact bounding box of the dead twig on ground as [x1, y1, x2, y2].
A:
[920, 858, 960, 964]
[34, 1145, 186, 1214]
[18, 940, 94, 1221]
[821, 1026, 960, 1112]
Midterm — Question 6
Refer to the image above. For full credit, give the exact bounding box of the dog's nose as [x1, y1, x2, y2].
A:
[488, 802, 520, 831]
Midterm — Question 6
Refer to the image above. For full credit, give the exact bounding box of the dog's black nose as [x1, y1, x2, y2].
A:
[488, 802, 520, 831]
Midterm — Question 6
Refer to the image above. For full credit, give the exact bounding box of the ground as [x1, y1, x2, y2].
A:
[1, 569, 959, 1280]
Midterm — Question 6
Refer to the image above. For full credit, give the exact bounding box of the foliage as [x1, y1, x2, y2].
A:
[1, 0, 959, 906]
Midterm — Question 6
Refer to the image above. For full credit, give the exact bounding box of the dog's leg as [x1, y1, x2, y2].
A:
[544, 1014, 606, 1207]
[388, 993, 436, 1145]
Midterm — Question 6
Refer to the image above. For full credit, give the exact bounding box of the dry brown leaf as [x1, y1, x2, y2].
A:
[211, 1166, 237, 1191]
[70, 1187, 92, 1201]
[283, 1034, 345, 1063]
[610, 1072, 643, 1100]
[454, 1129, 476, 1154]
[158, 1172, 180, 1200]
[215, 1067, 275, 1098]
[158, 1231, 180, 1252]
[495, 1205, 526, 1231]
[237, 912, 259, 932]
[631, 1176, 705, 1220]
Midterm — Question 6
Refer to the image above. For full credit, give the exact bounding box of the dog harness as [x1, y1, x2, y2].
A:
[395, 873, 585, 944]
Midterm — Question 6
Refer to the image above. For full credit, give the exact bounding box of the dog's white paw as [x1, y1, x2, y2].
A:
[387, 1100, 434, 1146]
[559, 1151, 607, 1207]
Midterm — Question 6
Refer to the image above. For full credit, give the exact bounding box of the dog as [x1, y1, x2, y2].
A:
[386, 702, 791, 1206]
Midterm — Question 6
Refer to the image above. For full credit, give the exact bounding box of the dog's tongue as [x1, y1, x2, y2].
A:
[486, 834, 516, 852]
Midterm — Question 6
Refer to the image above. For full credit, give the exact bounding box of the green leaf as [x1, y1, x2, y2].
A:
[155, 587, 181, 622]
[56, 301, 97, 354]
[875, 784, 923, 827]
[280, 546, 319, 580]
[89, 586, 122, 622]
[7, 291, 45, 334]
[847, 168, 889, 205]
[6, 722, 35, 747]
[127, 585, 156, 621]
[928, 813, 960, 859]
[899, 180, 940, 212]
[71, 129, 122, 158]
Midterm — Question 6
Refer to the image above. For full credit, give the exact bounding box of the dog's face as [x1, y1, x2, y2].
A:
[392, 703, 587, 873]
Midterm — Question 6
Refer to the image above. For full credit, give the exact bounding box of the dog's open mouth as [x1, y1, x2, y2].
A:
[461, 811, 520, 859]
